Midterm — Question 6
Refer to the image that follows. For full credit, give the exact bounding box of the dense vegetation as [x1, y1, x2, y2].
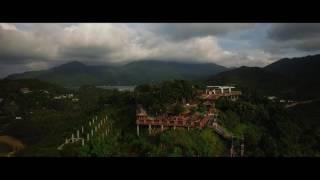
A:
[208, 54, 320, 100]
[0, 78, 319, 157]
[0, 80, 120, 156]
[79, 80, 226, 157]
[80, 81, 320, 157]
[286, 100, 320, 156]
[134, 80, 205, 115]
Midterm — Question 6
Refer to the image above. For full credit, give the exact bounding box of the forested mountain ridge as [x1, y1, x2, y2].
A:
[6, 60, 228, 87]
[207, 54, 320, 100]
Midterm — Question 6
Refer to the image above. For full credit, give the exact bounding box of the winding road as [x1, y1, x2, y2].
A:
[285, 99, 319, 108]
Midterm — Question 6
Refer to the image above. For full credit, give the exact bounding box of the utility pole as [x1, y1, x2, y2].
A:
[230, 135, 234, 157]
[137, 125, 140, 136]
[148, 124, 152, 135]
[240, 135, 245, 157]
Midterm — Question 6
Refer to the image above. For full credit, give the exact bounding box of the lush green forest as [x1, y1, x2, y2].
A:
[215, 95, 310, 156]
[208, 54, 320, 100]
[0, 80, 122, 156]
[0, 79, 319, 157]
[78, 81, 320, 157]
[79, 80, 226, 157]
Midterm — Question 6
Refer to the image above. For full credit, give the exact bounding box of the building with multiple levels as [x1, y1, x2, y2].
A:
[136, 85, 242, 136]
[201, 86, 241, 101]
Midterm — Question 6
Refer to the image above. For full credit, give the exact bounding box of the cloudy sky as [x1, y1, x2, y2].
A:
[1, 23, 320, 77]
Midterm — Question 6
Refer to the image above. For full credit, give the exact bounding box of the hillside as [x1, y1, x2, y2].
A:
[265, 54, 320, 98]
[264, 54, 320, 79]
[285, 100, 320, 155]
[0, 79, 67, 97]
[1, 79, 319, 157]
[207, 67, 294, 95]
[6, 60, 228, 87]
[207, 54, 320, 100]
[0, 79, 117, 156]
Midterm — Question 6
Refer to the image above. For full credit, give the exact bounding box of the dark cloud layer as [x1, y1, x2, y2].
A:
[267, 23, 320, 51]
[59, 45, 112, 61]
[0, 23, 319, 78]
[0, 24, 57, 65]
[268, 23, 320, 41]
[143, 23, 254, 41]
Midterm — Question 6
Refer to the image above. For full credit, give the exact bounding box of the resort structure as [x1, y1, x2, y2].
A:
[201, 86, 241, 101]
[136, 85, 241, 135]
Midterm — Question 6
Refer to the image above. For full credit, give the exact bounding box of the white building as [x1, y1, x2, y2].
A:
[54, 96, 62, 100]
[40, 90, 49, 94]
[72, 98, 79, 102]
[20, 88, 32, 94]
[206, 86, 236, 94]
[267, 96, 277, 100]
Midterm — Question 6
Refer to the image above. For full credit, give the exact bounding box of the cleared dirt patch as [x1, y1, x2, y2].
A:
[0, 135, 25, 155]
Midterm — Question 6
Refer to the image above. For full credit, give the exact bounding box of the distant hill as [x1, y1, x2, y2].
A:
[6, 60, 227, 87]
[264, 54, 320, 77]
[207, 66, 292, 95]
[264, 54, 320, 89]
[208, 54, 320, 100]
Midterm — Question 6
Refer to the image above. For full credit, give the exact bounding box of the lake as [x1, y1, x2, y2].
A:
[66, 85, 136, 91]
[96, 85, 136, 92]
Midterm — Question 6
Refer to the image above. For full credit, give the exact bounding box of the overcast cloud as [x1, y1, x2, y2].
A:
[267, 23, 320, 52]
[0, 23, 319, 77]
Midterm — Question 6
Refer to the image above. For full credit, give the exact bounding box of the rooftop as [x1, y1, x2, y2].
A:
[207, 86, 235, 89]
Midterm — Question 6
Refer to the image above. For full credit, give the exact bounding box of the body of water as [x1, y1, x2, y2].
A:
[65, 85, 136, 92]
[96, 85, 136, 92]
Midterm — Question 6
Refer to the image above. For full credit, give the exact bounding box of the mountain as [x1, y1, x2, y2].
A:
[6, 61, 107, 87]
[6, 60, 227, 87]
[264, 54, 320, 87]
[208, 54, 320, 100]
[207, 66, 291, 93]
[264, 54, 320, 77]
[119, 60, 227, 84]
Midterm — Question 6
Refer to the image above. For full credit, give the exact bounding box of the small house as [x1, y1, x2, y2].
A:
[20, 88, 31, 94]
[72, 98, 79, 102]
[268, 96, 277, 100]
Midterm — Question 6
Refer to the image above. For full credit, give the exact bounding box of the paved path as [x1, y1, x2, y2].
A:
[285, 99, 320, 108]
